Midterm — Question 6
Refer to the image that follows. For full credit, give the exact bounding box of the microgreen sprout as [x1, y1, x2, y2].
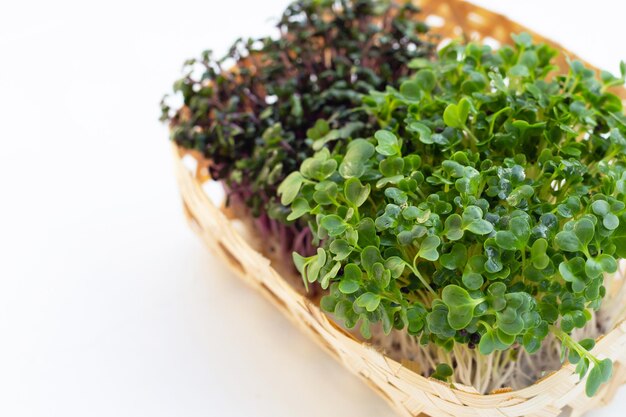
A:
[281, 35, 626, 396]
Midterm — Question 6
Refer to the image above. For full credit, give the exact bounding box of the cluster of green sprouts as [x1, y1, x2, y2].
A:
[279, 35, 626, 395]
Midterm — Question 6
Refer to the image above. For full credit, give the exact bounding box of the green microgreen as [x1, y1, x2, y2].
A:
[283, 34, 626, 396]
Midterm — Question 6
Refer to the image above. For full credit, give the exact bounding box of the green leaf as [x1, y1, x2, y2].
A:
[370, 262, 391, 288]
[444, 214, 463, 241]
[530, 238, 550, 270]
[598, 359, 613, 383]
[329, 239, 352, 261]
[559, 257, 587, 293]
[511, 32, 532, 47]
[574, 218, 595, 247]
[484, 239, 503, 274]
[403, 155, 422, 171]
[375, 204, 400, 231]
[384, 188, 407, 205]
[361, 246, 383, 273]
[557, 196, 582, 218]
[586, 359, 613, 396]
[356, 218, 379, 248]
[400, 80, 421, 100]
[300, 150, 337, 181]
[495, 217, 530, 250]
[455, 167, 480, 195]
[417, 235, 441, 261]
[519, 50, 538, 69]
[431, 363, 453, 381]
[603, 214, 619, 230]
[278, 171, 304, 205]
[496, 306, 524, 336]
[339, 264, 362, 294]
[440, 243, 468, 270]
[398, 225, 427, 245]
[442, 160, 464, 177]
[591, 200, 610, 216]
[385, 256, 406, 278]
[408, 122, 432, 144]
[462, 272, 484, 291]
[509, 64, 529, 77]
[292, 252, 308, 276]
[343, 263, 361, 281]
[463, 206, 493, 235]
[443, 98, 470, 129]
[320, 261, 341, 289]
[415, 69, 436, 92]
[408, 57, 431, 69]
[287, 197, 311, 221]
[612, 214, 626, 258]
[338, 139, 375, 179]
[374, 130, 400, 156]
[355, 292, 381, 312]
[462, 255, 485, 291]
[344, 177, 370, 208]
[379, 156, 404, 177]
[306, 248, 327, 283]
[320, 215, 347, 237]
[506, 185, 534, 207]
[592, 200, 620, 230]
[555, 231, 583, 252]
[306, 119, 330, 140]
[442, 285, 481, 330]
[496, 328, 516, 346]
[313, 180, 338, 205]
[402, 206, 430, 222]
[427, 303, 456, 339]
[585, 254, 617, 278]
[319, 294, 337, 313]
[487, 282, 506, 311]
[479, 330, 497, 355]
[407, 304, 426, 334]
[556, 219, 594, 252]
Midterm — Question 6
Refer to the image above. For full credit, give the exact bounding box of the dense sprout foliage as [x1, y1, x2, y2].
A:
[161, 0, 436, 245]
[280, 34, 626, 395]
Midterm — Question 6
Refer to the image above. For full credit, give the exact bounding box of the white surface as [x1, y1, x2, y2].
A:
[1, 1, 625, 416]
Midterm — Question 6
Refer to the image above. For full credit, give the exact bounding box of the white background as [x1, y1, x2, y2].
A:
[1, 1, 626, 416]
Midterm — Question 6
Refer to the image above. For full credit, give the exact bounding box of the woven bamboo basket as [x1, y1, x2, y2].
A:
[171, 1, 626, 416]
